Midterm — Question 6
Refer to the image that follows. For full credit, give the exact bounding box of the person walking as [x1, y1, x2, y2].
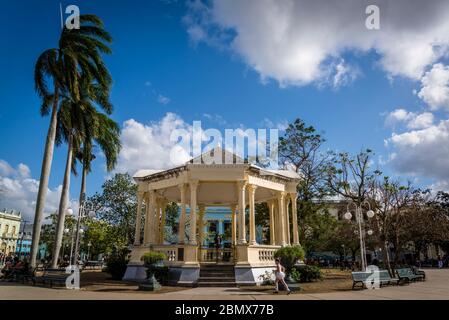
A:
[438, 254, 443, 269]
[273, 258, 291, 294]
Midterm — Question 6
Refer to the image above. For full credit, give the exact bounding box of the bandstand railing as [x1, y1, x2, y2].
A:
[152, 244, 182, 264]
[199, 247, 234, 263]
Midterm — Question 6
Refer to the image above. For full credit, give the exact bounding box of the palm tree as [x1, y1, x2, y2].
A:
[71, 113, 121, 264]
[51, 77, 119, 268]
[31, 15, 113, 267]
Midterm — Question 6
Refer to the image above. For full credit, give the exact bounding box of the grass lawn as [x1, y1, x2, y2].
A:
[238, 268, 353, 294]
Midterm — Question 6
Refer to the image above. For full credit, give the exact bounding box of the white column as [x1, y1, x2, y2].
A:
[290, 193, 299, 245]
[189, 180, 199, 245]
[248, 184, 257, 245]
[160, 200, 167, 244]
[237, 180, 247, 244]
[274, 200, 281, 245]
[277, 192, 287, 246]
[153, 198, 161, 244]
[268, 200, 276, 245]
[198, 205, 206, 247]
[144, 190, 155, 245]
[231, 204, 237, 246]
[134, 191, 144, 245]
[178, 184, 187, 244]
[285, 196, 291, 245]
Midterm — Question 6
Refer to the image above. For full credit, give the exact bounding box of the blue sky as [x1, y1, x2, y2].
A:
[1, 0, 449, 220]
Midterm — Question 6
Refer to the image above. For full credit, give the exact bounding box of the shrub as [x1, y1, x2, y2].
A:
[105, 247, 131, 280]
[258, 270, 275, 285]
[274, 245, 305, 274]
[291, 265, 322, 282]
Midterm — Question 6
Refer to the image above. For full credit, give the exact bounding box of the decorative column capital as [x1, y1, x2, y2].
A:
[289, 192, 298, 201]
[137, 191, 145, 198]
[277, 191, 287, 200]
[189, 179, 199, 189]
[247, 184, 257, 195]
[178, 183, 187, 192]
[236, 180, 247, 190]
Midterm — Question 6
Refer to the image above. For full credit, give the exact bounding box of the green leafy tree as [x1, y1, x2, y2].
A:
[89, 173, 138, 245]
[78, 218, 128, 260]
[165, 202, 179, 232]
[255, 203, 269, 243]
[279, 118, 332, 250]
[274, 245, 305, 275]
[39, 213, 76, 263]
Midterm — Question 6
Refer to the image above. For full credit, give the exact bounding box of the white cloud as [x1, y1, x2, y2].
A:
[331, 60, 359, 89]
[260, 118, 288, 131]
[116, 113, 193, 174]
[116, 113, 283, 173]
[417, 63, 449, 111]
[0, 160, 73, 222]
[185, 0, 449, 86]
[157, 94, 171, 105]
[385, 108, 434, 129]
[385, 120, 449, 186]
[203, 113, 227, 125]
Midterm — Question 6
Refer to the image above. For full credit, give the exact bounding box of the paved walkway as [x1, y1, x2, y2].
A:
[1, 269, 448, 300]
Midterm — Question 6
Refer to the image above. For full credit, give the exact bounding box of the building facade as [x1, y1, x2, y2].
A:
[0, 209, 21, 256]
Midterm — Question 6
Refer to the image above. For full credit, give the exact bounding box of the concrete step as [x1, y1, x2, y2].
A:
[200, 267, 234, 271]
[197, 281, 237, 287]
[199, 272, 234, 277]
[198, 277, 236, 282]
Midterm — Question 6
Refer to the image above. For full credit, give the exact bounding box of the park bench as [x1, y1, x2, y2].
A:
[18, 266, 43, 284]
[83, 260, 104, 270]
[352, 269, 400, 289]
[395, 268, 424, 283]
[378, 270, 400, 287]
[351, 271, 370, 289]
[34, 268, 71, 288]
[411, 267, 426, 280]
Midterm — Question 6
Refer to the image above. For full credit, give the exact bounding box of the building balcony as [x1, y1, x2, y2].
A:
[1, 233, 18, 240]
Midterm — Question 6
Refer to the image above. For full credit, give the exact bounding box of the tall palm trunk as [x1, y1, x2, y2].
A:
[72, 162, 87, 265]
[30, 88, 59, 267]
[51, 134, 74, 268]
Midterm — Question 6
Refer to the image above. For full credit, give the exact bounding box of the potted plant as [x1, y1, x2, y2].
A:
[139, 251, 167, 291]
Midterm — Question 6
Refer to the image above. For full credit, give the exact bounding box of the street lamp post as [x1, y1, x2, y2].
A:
[72, 193, 95, 266]
[87, 242, 92, 261]
[344, 200, 375, 271]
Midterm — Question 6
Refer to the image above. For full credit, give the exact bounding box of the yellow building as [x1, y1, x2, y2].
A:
[0, 209, 21, 256]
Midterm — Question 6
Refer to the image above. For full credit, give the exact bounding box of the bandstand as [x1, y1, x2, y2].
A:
[123, 148, 300, 286]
